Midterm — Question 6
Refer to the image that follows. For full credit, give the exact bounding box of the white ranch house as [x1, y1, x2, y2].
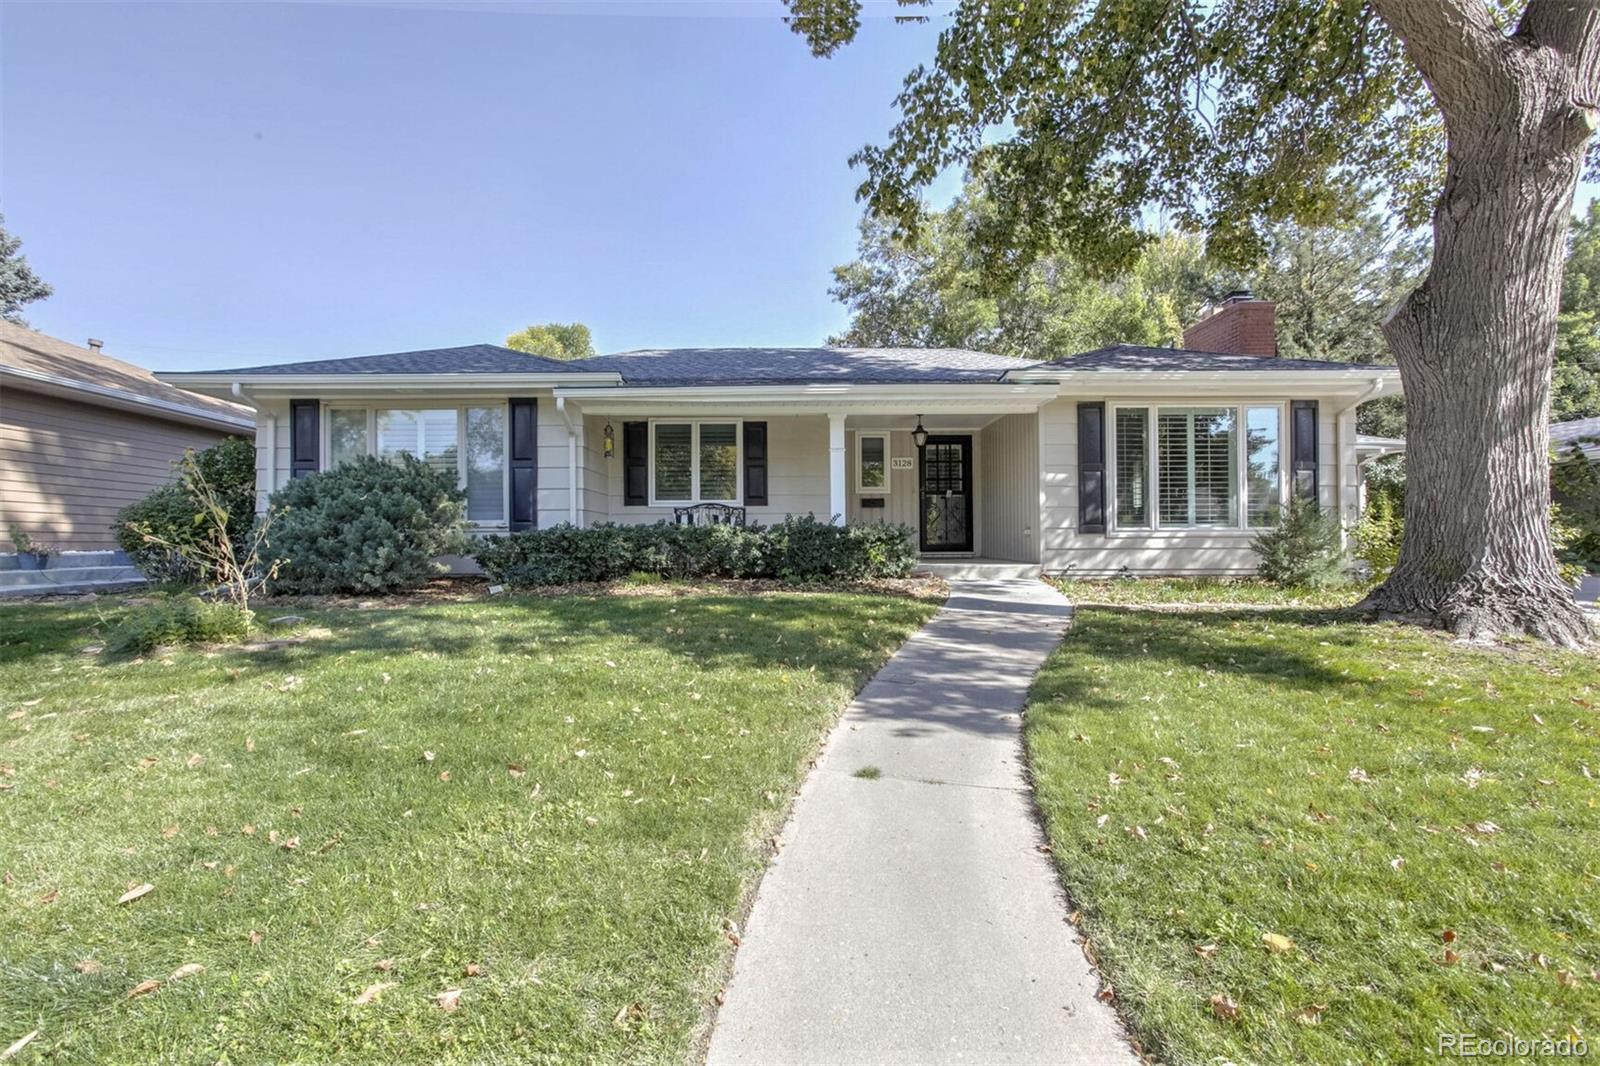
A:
[161, 296, 1402, 578]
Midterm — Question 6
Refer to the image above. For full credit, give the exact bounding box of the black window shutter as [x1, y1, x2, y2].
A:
[509, 398, 538, 530]
[289, 400, 319, 478]
[744, 421, 768, 506]
[623, 422, 648, 506]
[1078, 402, 1106, 534]
[1291, 400, 1319, 502]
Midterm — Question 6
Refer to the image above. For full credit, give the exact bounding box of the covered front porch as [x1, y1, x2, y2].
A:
[552, 382, 1052, 567]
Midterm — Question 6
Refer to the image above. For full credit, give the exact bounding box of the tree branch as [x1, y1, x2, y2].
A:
[1369, 0, 1508, 118]
[1517, 0, 1600, 103]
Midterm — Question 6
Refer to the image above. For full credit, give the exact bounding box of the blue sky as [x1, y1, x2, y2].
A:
[3, 2, 1596, 372]
[1, 0, 959, 370]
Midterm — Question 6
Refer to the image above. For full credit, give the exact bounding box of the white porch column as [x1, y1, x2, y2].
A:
[828, 412, 847, 524]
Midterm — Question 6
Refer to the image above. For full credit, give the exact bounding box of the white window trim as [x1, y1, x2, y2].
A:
[1106, 401, 1288, 535]
[855, 431, 891, 495]
[320, 402, 512, 528]
[647, 418, 743, 507]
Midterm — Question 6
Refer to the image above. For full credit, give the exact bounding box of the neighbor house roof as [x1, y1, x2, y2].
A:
[162, 341, 1399, 391]
[0, 321, 254, 431]
[1552, 415, 1600, 461]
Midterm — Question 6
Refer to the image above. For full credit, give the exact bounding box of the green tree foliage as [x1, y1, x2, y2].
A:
[829, 181, 1215, 360]
[504, 322, 597, 361]
[1555, 202, 1600, 421]
[265, 454, 467, 594]
[0, 213, 53, 325]
[114, 437, 257, 583]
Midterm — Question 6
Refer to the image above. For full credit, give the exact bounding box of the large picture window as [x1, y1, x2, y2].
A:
[325, 404, 508, 524]
[651, 421, 741, 504]
[1109, 404, 1287, 532]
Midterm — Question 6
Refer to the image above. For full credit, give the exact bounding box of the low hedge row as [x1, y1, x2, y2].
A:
[473, 515, 917, 586]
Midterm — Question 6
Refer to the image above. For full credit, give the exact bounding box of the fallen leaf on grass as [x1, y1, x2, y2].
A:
[136, 756, 158, 769]
[1293, 1004, 1326, 1026]
[1, 1031, 39, 1061]
[375, 959, 396, 972]
[1557, 970, 1580, 989]
[1442, 949, 1461, 966]
[1096, 985, 1116, 1004]
[248, 930, 263, 945]
[117, 883, 154, 905]
[169, 963, 204, 981]
[185, 754, 204, 769]
[1442, 929, 1456, 943]
[1195, 943, 1219, 959]
[127, 979, 160, 999]
[355, 982, 395, 1005]
[161, 824, 179, 839]
[278, 836, 300, 851]
[38, 889, 58, 904]
[1262, 933, 1294, 954]
[463, 963, 482, 977]
[1209, 993, 1240, 1021]
[435, 988, 463, 1012]
[507, 763, 526, 778]
[74, 959, 101, 974]
[1347, 767, 1372, 784]
[612, 1002, 647, 1027]
[1390, 857, 1406, 871]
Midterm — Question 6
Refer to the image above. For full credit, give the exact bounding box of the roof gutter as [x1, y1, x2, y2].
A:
[554, 395, 579, 526]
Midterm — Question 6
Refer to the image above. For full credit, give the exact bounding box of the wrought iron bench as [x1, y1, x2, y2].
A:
[673, 503, 747, 527]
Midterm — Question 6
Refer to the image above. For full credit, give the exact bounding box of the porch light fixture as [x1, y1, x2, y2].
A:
[911, 416, 929, 449]
[602, 422, 616, 459]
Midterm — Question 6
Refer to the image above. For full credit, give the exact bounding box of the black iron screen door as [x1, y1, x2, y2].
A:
[919, 435, 974, 552]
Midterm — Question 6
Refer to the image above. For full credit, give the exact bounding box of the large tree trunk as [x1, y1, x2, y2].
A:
[1365, 2, 1598, 647]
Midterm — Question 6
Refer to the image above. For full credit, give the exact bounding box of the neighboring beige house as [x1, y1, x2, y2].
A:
[161, 296, 1402, 578]
[0, 322, 255, 552]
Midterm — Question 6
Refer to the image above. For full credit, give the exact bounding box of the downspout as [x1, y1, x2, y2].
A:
[555, 395, 579, 526]
[231, 382, 273, 512]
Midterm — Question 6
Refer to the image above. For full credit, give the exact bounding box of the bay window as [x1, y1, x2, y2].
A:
[1109, 403, 1287, 532]
[650, 421, 741, 504]
[325, 404, 507, 524]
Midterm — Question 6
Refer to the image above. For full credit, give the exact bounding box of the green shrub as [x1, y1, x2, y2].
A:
[1251, 495, 1347, 587]
[114, 436, 256, 583]
[474, 516, 915, 587]
[1552, 440, 1600, 572]
[1353, 491, 1404, 578]
[265, 455, 467, 594]
[104, 596, 254, 656]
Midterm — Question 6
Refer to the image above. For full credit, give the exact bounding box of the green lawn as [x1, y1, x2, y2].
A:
[0, 588, 938, 1063]
[1027, 602, 1600, 1064]
[1051, 576, 1372, 608]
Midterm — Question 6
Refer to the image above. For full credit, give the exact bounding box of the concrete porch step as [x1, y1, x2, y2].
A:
[914, 558, 1041, 580]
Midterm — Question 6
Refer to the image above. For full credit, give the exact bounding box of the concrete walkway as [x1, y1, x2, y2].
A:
[707, 579, 1136, 1066]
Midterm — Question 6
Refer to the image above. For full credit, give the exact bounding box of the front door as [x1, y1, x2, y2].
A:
[919, 435, 973, 552]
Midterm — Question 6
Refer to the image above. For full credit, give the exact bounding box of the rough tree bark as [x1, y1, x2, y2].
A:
[1364, 0, 1600, 646]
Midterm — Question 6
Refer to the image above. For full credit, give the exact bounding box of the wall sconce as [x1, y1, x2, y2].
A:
[603, 422, 616, 459]
[911, 415, 929, 449]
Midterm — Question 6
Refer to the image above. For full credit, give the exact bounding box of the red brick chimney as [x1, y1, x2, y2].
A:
[1182, 290, 1277, 357]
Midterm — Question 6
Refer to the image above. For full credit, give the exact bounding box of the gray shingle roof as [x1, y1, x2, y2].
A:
[1552, 415, 1600, 461]
[188, 344, 581, 376]
[574, 346, 1028, 385]
[180, 341, 1391, 384]
[1052, 344, 1384, 373]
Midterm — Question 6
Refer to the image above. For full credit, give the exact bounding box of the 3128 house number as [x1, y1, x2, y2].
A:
[890, 457, 914, 470]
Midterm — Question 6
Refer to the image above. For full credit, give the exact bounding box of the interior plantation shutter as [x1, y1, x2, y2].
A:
[1077, 402, 1107, 534]
[743, 421, 768, 506]
[289, 400, 319, 478]
[623, 422, 648, 506]
[1291, 400, 1319, 503]
[509, 398, 538, 531]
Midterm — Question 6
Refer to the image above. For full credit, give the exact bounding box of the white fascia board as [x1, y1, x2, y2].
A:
[2, 365, 256, 432]
[156, 371, 623, 398]
[551, 381, 1059, 416]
